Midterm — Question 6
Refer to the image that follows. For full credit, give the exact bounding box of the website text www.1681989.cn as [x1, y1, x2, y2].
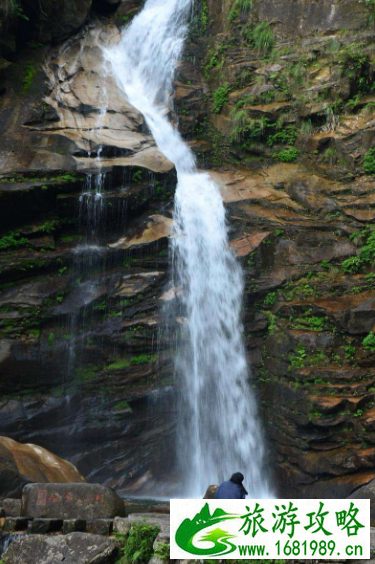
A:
[238, 539, 364, 558]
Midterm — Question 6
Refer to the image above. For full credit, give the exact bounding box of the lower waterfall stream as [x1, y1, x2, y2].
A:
[106, 0, 272, 498]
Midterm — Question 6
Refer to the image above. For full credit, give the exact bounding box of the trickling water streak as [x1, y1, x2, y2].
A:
[106, 0, 272, 497]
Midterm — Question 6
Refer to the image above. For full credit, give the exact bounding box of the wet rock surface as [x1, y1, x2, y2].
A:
[0, 437, 85, 499]
[1, 0, 375, 503]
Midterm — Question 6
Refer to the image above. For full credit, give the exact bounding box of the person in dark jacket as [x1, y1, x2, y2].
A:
[215, 472, 248, 499]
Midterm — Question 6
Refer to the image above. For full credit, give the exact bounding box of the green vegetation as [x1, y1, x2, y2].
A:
[154, 543, 170, 562]
[76, 365, 100, 382]
[130, 354, 157, 365]
[200, 0, 208, 30]
[337, 43, 373, 93]
[363, 148, 375, 175]
[0, 231, 29, 251]
[108, 359, 131, 371]
[363, 332, 375, 352]
[229, 0, 252, 22]
[118, 14, 133, 24]
[283, 282, 316, 301]
[289, 346, 326, 370]
[366, 0, 375, 23]
[116, 522, 160, 564]
[2, 0, 29, 21]
[341, 225, 375, 273]
[28, 329, 40, 340]
[287, 308, 330, 332]
[264, 291, 277, 307]
[289, 346, 307, 369]
[344, 345, 356, 360]
[22, 63, 37, 94]
[267, 125, 297, 147]
[113, 400, 132, 413]
[93, 301, 107, 311]
[252, 21, 275, 54]
[132, 169, 143, 183]
[213, 84, 231, 113]
[273, 147, 299, 162]
[47, 332, 55, 347]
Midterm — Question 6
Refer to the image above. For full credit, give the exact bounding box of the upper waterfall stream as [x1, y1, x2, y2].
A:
[106, 0, 271, 498]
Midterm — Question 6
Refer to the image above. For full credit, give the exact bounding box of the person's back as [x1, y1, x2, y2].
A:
[216, 480, 244, 499]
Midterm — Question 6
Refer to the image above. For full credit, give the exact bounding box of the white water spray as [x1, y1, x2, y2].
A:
[106, 0, 271, 498]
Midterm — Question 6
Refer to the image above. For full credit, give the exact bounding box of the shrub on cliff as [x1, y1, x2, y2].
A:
[363, 148, 375, 175]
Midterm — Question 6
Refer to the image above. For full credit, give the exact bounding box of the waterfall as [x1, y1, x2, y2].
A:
[106, 0, 271, 498]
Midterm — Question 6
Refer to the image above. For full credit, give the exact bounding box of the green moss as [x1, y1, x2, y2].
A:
[22, 63, 37, 94]
[113, 400, 132, 413]
[264, 291, 277, 307]
[76, 365, 100, 382]
[289, 347, 326, 370]
[28, 329, 40, 340]
[212, 84, 231, 113]
[94, 301, 107, 311]
[47, 332, 55, 347]
[288, 310, 330, 332]
[363, 332, 375, 352]
[363, 148, 375, 175]
[130, 354, 157, 365]
[118, 14, 133, 24]
[62, 333, 73, 340]
[201, 0, 208, 30]
[108, 359, 131, 371]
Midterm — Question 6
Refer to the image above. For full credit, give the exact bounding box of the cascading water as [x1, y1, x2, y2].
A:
[106, 0, 272, 497]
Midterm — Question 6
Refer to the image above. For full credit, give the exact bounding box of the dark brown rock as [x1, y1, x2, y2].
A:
[86, 519, 113, 536]
[21, 483, 125, 520]
[3, 517, 29, 532]
[31, 518, 63, 534]
[63, 519, 86, 534]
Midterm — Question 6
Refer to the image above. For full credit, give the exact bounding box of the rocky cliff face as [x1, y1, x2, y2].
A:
[1, 0, 375, 497]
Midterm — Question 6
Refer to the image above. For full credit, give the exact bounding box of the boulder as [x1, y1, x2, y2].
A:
[0, 436, 86, 500]
[349, 479, 375, 523]
[21, 483, 125, 520]
[203, 485, 218, 499]
[3, 533, 118, 564]
[2, 499, 21, 516]
[113, 516, 131, 535]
